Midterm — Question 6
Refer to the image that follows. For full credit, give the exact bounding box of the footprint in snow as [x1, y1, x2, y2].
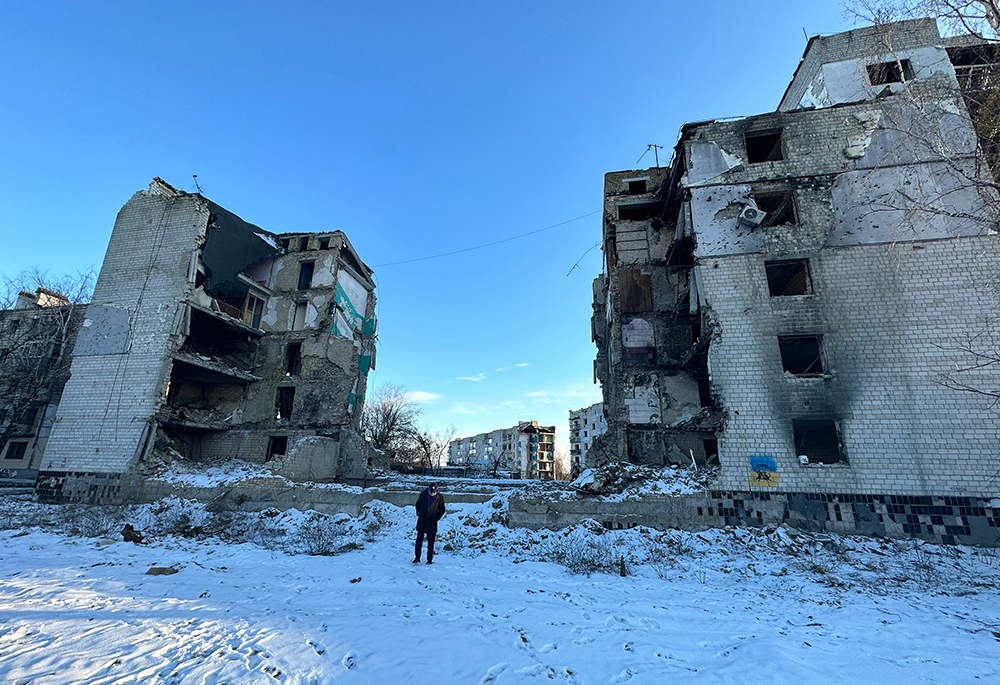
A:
[426, 608, 437, 616]
[479, 662, 509, 683]
[572, 637, 594, 645]
[307, 639, 326, 655]
[342, 651, 358, 669]
[610, 667, 636, 682]
[516, 663, 555, 678]
[538, 642, 557, 654]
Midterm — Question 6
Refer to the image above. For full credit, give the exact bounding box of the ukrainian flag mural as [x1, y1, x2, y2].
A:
[749, 455, 779, 487]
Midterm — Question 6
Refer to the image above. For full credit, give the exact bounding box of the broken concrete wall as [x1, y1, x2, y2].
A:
[779, 19, 946, 111]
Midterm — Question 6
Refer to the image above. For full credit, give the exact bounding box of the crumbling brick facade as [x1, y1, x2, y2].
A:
[593, 20, 1000, 543]
[34, 178, 378, 502]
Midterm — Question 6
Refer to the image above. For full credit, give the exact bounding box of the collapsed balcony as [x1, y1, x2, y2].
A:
[160, 354, 257, 433]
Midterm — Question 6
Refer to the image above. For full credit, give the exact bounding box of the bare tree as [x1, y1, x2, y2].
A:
[485, 447, 514, 478]
[553, 445, 571, 481]
[361, 384, 421, 465]
[411, 425, 456, 474]
[831, 9, 1000, 416]
[1, 267, 95, 309]
[0, 268, 95, 459]
[847, 1, 1000, 38]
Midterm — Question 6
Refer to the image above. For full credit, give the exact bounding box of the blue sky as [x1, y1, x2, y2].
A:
[0, 1, 853, 449]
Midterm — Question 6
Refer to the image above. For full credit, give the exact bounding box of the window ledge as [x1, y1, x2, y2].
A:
[798, 462, 850, 468]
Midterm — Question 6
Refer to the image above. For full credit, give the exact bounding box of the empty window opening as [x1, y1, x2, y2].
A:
[745, 129, 784, 163]
[867, 59, 913, 86]
[267, 436, 288, 460]
[299, 237, 310, 251]
[276, 387, 295, 420]
[297, 261, 315, 290]
[754, 191, 797, 226]
[778, 336, 824, 376]
[698, 378, 712, 407]
[668, 235, 695, 266]
[292, 302, 307, 330]
[793, 418, 845, 464]
[285, 342, 302, 376]
[627, 179, 647, 195]
[766, 259, 811, 296]
[703, 439, 718, 461]
[280, 238, 291, 250]
[618, 200, 665, 221]
[3, 440, 28, 461]
[318, 237, 330, 250]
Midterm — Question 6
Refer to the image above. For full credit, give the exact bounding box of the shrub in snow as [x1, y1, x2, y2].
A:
[541, 524, 635, 577]
[298, 517, 350, 556]
[62, 504, 128, 538]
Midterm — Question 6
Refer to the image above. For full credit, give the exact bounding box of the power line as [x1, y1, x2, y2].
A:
[372, 210, 601, 268]
[567, 241, 601, 276]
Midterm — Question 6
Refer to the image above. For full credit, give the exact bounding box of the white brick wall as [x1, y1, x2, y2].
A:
[700, 237, 1000, 496]
[42, 188, 208, 473]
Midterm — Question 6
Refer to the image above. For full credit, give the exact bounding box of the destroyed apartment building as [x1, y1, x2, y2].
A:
[591, 19, 1000, 543]
[0, 288, 86, 481]
[16, 178, 377, 503]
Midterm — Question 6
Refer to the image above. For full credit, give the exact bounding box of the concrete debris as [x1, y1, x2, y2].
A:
[571, 462, 718, 496]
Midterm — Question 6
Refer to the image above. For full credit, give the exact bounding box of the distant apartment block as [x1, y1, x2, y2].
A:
[568, 402, 606, 474]
[447, 420, 556, 479]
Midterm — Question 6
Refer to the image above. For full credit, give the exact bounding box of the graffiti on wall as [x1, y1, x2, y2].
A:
[748, 455, 779, 487]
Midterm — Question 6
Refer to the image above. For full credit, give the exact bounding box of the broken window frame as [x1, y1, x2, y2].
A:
[866, 59, 913, 86]
[275, 386, 296, 420]
[792, 418, 847, 465]
[778, 335, 825, 376]
[3, 440, 29, 461]
[765, 259, 812, 297]
[744, 129, 785, 164]
[292, 302, 307, 331]
[318, 237, 330, 250]
[753, 191, 798, 227]
[243, 293, 265, 329]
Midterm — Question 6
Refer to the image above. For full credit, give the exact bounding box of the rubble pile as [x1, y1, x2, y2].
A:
[570, 461, 718, 497]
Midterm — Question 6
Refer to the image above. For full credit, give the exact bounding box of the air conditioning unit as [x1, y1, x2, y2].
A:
[738, 202, 765, 228]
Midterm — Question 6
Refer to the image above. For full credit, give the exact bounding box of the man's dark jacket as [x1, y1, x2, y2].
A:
[415, 489, 446, 534]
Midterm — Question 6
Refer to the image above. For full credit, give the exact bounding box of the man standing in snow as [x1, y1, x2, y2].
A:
[414, 483, 445, 564]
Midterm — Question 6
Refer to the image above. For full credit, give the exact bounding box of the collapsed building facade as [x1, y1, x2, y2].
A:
[31, 178, 378, 502]
[592, 20, 1000, 543]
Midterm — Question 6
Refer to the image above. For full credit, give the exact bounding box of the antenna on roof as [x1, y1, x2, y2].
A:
[636, 144, 663, 168]
[193, 175, 203, 193]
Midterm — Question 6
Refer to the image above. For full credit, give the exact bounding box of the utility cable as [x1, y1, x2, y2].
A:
[372, 210, 600, 268]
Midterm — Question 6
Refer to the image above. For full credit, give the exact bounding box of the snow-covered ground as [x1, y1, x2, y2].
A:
[1, 493, 999, 684]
